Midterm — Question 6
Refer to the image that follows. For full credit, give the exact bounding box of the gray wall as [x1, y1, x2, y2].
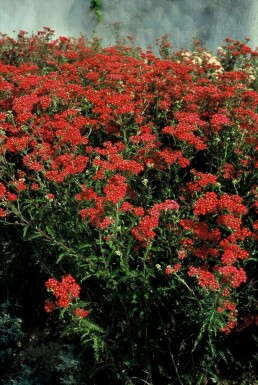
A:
[0, 0, 258, 53]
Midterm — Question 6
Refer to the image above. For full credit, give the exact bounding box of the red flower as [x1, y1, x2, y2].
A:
[0, 183, 6, 199]
[45, 275, 82, 312]
[74, 308, 89, 318]
[193, 192, 219, 216]
[30, 182, 40, 191]
[188, 267, 220, 290]
[46, 194, 55, 201]
[165, 263, 182, 275]
[15, 180, 27, 192]
[217, 265, 246, 287]
[0, 208, 7, 217]
[165, 266, 173, 275]
[6, 192, 17, 202]
[44, 300, 56, 313]
[103, 174, 128, 204]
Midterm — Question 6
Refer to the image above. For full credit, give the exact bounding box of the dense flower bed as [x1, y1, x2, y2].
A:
[0, 28, 258, 384]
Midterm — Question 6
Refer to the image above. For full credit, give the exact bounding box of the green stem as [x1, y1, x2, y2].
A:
[8, 203, 83, 262]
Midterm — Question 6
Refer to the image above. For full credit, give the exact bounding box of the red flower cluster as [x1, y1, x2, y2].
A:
[44, 275, 88, 318]
[131, 199, 179, 246]
[217, 299, 238, 334]
[45, 274, 80, 309]
[186, 170, 217, 196]
[73, 308, 89, 318]
[0, 30, 257, 336]
[216, 265, 246, 288]
[165, 263, 182, 275]
[0, 182, 6, 199]
[193, 192, 219, 216]
[103, 174, 128, 204]
[188, 267, 220, 291]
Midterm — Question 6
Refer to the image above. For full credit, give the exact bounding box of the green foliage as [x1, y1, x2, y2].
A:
[90, 0, 102, 22]
[0, 303, 23, 363]
[0, 302, 89, 384]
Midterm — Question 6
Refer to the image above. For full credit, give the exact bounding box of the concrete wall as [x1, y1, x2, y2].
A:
[0, 0, 257, 53]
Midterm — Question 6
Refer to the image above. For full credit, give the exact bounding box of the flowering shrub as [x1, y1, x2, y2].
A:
[0, 28, 258, 384]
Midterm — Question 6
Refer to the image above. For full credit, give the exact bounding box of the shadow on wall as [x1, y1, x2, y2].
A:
[0, 0, 258, 52]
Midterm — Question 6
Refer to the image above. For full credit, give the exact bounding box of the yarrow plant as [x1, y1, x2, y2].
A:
[0, 27, 258, 384]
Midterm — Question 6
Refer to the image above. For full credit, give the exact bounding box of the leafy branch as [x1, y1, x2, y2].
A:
[90, 0, 102, 22]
